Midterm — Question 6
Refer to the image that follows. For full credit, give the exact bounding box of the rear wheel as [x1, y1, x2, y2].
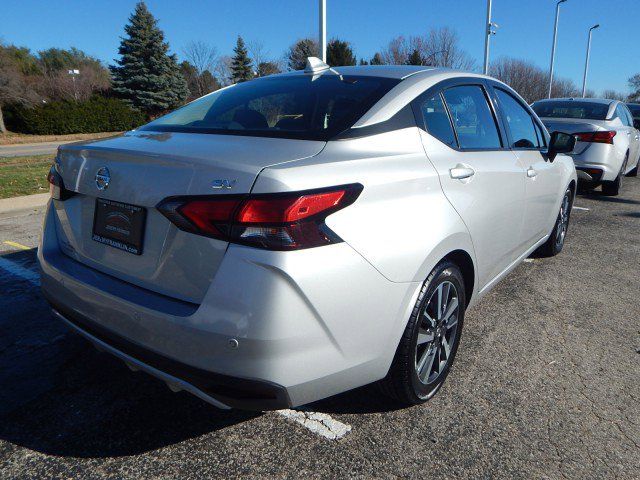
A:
[380, 260, 465, 405]
[537, 186, 572, 257]
[602, 154, 627, 196]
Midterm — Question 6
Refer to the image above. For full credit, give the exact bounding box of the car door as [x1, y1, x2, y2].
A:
[490, 85, 563, 246]
[620, 104, 640, 167]
[413, 80, 526, 289]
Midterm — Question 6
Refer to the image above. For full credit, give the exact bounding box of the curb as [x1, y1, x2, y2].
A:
[0, 193, 50, 214]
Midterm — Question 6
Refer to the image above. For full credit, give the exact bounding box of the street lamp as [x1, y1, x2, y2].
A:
[68, 69, 80, 101]
[547, 0, 567, 98]
[319, 0, 326, 63]
[482, 0, 499, 75]
[581, 24, 599, 98]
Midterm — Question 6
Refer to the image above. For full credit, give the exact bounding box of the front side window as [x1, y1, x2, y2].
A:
[415, 93, 457, 148]
[495, 89, 540, 149]
[141, 75, 400, 141]
[442, 85, 502, 149]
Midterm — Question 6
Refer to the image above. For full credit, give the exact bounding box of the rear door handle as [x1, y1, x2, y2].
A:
[527, 167, 538, 178]
[449, 165, 475, 180]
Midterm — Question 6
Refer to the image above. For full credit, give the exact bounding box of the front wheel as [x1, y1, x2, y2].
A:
[380, 260, 466, 405]
[536, 186, 572, 257]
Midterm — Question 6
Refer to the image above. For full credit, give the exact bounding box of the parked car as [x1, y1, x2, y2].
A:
[531, 98, 640, 195]
[40, 60, 577, 410]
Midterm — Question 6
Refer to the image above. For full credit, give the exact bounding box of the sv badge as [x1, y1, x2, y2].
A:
[211, 179, 237, 189]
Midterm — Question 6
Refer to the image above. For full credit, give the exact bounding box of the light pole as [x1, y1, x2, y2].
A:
[68, 69, 80, 101]
[548, 0, 567, 98]
[581, 24, 599, 98]
[319, 0, 326, 63]
[483, 0, 499, 75]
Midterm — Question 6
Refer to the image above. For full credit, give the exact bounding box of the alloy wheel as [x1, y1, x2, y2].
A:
[415, 281, 460, 385]
[555, 191, 571, 249]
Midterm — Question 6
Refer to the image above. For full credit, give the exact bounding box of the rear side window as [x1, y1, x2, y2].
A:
[415, 93, 457, 148]
[495, 89, 540, 149]
[442, 85, 502, 149]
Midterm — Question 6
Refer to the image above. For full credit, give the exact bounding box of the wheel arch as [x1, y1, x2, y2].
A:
[442, 249, 475, 308]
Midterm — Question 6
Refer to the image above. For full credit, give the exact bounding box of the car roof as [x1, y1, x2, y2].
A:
[275, 64, 439, 80]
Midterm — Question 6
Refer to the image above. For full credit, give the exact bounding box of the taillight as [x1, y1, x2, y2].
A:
[574, 131, 616, 144]
[157, 184, 363, 250]
[47, 164, 74, 201]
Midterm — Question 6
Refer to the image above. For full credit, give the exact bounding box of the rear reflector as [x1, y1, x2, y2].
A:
[574, 131, 616, 144]
[157, 184, 363, 250]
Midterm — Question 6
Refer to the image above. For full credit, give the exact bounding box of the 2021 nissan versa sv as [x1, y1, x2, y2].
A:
[40, 59, 577, 410]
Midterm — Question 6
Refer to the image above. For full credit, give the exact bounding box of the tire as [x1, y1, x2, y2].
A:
[379, 260, 466, 405]
[537, 186, 572, 257]
[626, 157, 639, 177]
[602, 154, 627, 196]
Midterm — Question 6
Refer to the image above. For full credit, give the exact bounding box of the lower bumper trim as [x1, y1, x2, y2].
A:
[47, 298, 291, 411]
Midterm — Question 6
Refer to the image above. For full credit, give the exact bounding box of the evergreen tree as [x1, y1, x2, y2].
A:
[286, 38, 318, 70]
[110, 2, 188, 116]
[326, 39, 356, 67]
[370, 52, 384, 65]
[359, 58, 369, 65]
[407, 49, 423, 66]
[230, 36, 253, 83]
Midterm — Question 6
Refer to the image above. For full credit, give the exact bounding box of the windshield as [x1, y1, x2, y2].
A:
[531, 101, 609, 120]
[141, 74, 400, 141]
[627, 104, 640, 119]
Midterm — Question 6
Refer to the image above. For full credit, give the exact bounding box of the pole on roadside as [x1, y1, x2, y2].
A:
[548, 0, 567, 98]
[319, 0, 326, 63]
[581, 24, 599, 98]
[483, 0, 498, 75]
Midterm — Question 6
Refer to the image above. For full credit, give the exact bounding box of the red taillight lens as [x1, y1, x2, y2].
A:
[47, 164, 74, 200]
[158, 184, 363, 250]
[574, 131, 616, 144]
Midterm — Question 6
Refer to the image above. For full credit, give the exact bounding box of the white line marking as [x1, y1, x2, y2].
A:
[523, 258, 535, 263]
[276, 409, 352, 440]
[572, 206, 590, 211]
[0, 257, 40, 285]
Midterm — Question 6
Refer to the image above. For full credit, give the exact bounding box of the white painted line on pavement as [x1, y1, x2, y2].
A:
[0, 257, 40, 286]
[275, 409, 352, 440]
[572, 206, 590, 211]
[523, 258, 535, 263]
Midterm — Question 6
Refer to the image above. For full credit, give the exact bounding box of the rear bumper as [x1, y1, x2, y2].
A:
[48, 300, 290, 410]
[39, 202, 418, 409]
[570, 143, 624, 182]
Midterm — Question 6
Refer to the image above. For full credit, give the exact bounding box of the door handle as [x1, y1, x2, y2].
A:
[527, 167, 538, 178]
[449, 165, 475, 180]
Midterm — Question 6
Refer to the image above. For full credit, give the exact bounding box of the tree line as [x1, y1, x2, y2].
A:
[2, 1, 639, 134]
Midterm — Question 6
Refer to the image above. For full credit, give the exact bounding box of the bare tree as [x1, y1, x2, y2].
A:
[214, 55, 233, 86]
[491, 56, 580, 103]
[0, 46, 40, 133]
[380, 28, 474, 70]
[183, 41, 219, 97]
[601, 89, 627, 101]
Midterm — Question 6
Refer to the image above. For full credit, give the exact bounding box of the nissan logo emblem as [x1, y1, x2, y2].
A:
[95, 167, 110, 191]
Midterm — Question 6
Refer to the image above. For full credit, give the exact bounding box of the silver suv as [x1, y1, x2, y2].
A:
[40, 60, 577, 410]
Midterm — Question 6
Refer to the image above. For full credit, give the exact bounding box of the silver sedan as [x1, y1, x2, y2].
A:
[40, 59, 577, 410]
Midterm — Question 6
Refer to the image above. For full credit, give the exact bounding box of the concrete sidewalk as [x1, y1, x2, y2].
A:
[0, 193, 49, 214]
[0, 141, 72, 158]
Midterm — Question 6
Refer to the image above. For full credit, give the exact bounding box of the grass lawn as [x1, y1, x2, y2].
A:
[0, 154, 53, 199]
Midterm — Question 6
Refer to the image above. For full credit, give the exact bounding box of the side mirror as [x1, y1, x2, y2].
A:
[633, 119, 640, 130]
[548, 131, 576, 162]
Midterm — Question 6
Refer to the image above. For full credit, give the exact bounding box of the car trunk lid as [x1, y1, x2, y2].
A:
[540, 118, 608, 155]
[52, 131, 325, 303]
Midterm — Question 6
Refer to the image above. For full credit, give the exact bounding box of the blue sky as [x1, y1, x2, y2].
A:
[2, 0, 637, 94]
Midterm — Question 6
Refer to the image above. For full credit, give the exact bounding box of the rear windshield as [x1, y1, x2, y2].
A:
[140, 74, 400, 141]
[627, 104, 640, 118]
[531, 101, 609, 120]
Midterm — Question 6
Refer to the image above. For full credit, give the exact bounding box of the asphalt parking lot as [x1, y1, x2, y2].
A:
[0, 179, 639, 479]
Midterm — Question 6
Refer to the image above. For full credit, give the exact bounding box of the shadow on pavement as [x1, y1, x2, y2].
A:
[0, 248, 259, 458]
[578, 191, 640, 205]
